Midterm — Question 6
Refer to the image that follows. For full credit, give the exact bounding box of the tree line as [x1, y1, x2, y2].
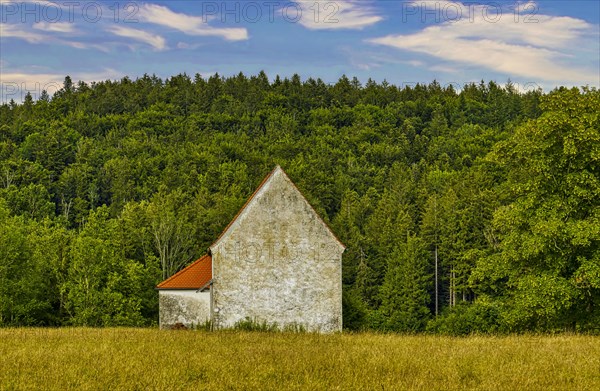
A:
[0, 72, 598, 333]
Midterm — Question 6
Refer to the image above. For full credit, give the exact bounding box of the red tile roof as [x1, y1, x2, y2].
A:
[157, 166, 345, 290]
[156, 254, 212, 290]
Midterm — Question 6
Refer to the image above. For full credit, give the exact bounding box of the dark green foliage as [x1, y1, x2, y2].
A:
[472, 87, 600, 332]
[233, 317, 306, 333]
[379, 235, 432, 332]
[0, 72, 596, 332]
[342, 289, 369, 330]
[426, 299, 501, 335]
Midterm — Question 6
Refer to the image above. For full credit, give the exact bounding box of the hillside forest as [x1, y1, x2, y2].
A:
[0, 73, 598, 333]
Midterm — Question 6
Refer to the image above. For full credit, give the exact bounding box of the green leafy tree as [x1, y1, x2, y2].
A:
[144, 189, 199, 280]
[475, 87, 600, 331]
[63, 207, 146, 326]
[0, 202, 51, 325]
[0, 72, 558, 329]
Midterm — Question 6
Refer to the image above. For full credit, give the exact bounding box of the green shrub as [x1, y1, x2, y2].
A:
[427, 299, 501, 335]
[233, 317, 281, 332]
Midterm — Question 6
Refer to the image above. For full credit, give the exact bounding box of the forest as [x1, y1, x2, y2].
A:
[0, 72, 598, 333]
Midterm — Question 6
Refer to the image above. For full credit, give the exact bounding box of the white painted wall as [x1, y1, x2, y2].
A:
[210, 167, 344, 333]
[158, 290, 211, 329]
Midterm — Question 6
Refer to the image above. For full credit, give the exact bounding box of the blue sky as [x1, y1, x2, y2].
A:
[1, 1, 599, 101]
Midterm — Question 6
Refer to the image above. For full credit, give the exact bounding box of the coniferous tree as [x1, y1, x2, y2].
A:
[380, 235, 432, 332]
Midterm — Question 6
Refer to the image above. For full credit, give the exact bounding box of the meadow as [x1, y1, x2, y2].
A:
[1, 329, 599, 390]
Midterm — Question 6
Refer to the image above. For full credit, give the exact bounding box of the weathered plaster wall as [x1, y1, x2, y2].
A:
[210, 168, 344, 332]
[158, 290, 211, 329]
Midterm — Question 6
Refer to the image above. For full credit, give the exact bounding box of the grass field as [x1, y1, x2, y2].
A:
[1, 329, 599, 390]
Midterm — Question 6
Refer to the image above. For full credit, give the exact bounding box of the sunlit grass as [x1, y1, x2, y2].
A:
[1, 328, 599, 390]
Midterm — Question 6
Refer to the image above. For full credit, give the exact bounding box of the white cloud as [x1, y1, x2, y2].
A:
[0, 72, 65, 97]
[1, 22, 108, 51]
[0, 0, 76, 19]
[295, 0, 382, 30]
[138, 4, 248, 41]
[406, 60, 425, 67]
[0, 0, 57, 4]
[0, 23, 47, 43]
[33, 21, 75, 33]
[0, 68, 125, 102]
[342, 46, 425, 72]
[515, 1, 537, 13]
[106, 25, 167, 51]
[369, 1, 599, 84]
[66, 41, 110, 52]
[428, 65, 460, 74]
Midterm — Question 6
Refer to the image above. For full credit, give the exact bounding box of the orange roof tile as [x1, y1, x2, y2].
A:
[156, 255, 212, 290]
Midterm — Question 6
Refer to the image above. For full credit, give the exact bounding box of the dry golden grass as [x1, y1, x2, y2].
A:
[1, 328, 599, 390]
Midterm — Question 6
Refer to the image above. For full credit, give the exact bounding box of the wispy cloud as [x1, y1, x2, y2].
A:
[368, 1, 598, 84]
[0, 23, 47, 43]
[0, 0, 58, 4]
[0, 68, 125, 102]
[106, 25, 167, 51]
[295, 0, 382, 30]
[0, 22, 106, 51]
[33, 21, 75, 33]
[138, 3, 248, 41]
[341, 46, 424, 72]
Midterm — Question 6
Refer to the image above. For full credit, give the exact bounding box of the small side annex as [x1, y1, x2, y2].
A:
[156, 165, 345, 332]
[156, 254, 212, 328]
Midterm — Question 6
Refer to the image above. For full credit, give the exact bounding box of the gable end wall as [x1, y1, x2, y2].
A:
[210, 168, 343, 332]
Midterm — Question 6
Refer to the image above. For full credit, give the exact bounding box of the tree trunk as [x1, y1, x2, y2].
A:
[449, 269, 456, 307]
[435, 245, 438, 317]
